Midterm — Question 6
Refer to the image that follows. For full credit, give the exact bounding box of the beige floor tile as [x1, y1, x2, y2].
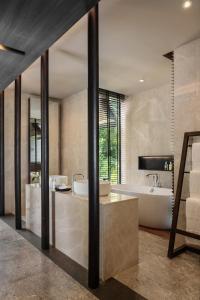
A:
[115, 231, 200, 300]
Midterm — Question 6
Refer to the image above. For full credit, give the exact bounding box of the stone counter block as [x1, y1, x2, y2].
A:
[26, 185, 138, 281]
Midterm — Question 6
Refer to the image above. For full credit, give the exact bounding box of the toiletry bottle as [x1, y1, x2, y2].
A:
[164, 161, 168, 171]
[169, 162, 172, 171]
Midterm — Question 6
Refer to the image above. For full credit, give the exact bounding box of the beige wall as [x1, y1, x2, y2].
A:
[61, 90, 88, 183]
[174, 37, 200, 197]
[4, 89, 60, 215]
[174, 37, 200, 230]
[123, 84, 172, 188]
[60, 86, 173, 188]
[5, 89, 29, 215]
[49, 100, 60, 175]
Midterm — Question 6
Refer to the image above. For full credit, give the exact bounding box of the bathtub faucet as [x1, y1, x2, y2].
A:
[146, 173, 161, 187]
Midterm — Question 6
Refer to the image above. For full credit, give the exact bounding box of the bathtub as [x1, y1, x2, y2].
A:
[112, 185, 174, 229]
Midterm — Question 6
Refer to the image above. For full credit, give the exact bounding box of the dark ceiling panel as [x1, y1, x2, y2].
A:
[0, 0, 98, 91]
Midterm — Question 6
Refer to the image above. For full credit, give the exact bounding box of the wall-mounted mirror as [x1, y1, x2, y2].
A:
[28, 96, 60, 183]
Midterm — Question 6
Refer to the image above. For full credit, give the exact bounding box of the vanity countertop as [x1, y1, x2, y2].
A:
[27, 184, 138, 205]
[56, 191, 138, 205]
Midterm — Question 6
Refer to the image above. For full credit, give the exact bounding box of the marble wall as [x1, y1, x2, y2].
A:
[174, 37, 200, 197]
[123, 84, 172, 188]
[60, 86, 172, 188]
[5, 88, 29, 215]
[174, 37, 200, 230]
[61, 90, 88, 183]
[4, 89, 60, 215]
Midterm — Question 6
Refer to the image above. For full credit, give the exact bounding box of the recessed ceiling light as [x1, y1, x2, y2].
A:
[139, 79, 144, 83]
[183, 0, 192, 9]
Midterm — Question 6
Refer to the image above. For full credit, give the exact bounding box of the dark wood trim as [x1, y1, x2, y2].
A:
[118, 97, 122, 184]
[14, 76, 22, 229]
[168, 132, 189, 258]
[28, 98, 31, 184]
[41, 50, 49, 250]
[58, 101, 62, 175]
[0, 90, 5, 216]
[187, 246, 200, 255]
[88, 4, 100, 289]
[176, 229, 200, 241]
[168, 131, 200, 258]
[168, 245, 188, 258]
[0, 0, 99, 91]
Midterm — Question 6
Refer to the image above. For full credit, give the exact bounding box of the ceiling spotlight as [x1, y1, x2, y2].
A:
[139, 79, 144, 83]
[183, 0, 192, 9]
[0, 43, 25, 55]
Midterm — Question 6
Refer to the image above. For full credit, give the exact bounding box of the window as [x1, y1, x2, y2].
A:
[99, 89, 125, 184]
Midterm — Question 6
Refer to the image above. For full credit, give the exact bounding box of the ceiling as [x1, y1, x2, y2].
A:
[9, 0, 200, 99]
[0, 0, 98, 91]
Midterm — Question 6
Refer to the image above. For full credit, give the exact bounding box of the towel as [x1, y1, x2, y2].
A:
[190, 171, 200, 198]
[186, 197, 200, 247]
[192, 143, 200, 170]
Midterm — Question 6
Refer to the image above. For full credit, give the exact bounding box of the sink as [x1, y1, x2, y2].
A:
[100, 181, 111, 196]
[73, 180, 111, 197]
[73, 180, 88, 196]
[49, 175, 68, 188]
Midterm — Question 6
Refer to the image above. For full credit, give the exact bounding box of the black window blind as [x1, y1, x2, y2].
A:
[99, 89, 125, 184]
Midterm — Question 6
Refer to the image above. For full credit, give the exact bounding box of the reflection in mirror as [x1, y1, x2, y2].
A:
[29, 97, 41, 183]
[28, 96, 60, 184]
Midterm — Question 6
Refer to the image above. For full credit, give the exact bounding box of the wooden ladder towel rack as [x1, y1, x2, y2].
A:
[168, 131, 200, 258]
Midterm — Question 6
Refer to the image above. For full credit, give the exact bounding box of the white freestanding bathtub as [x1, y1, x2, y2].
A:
[112, 185, 174, 229]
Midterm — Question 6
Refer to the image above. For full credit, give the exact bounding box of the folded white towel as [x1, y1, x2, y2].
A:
[192, 143, 200, 170]
[186, 197, 200, 247]
[192, 162, 200, 171]
[190, 171, 200, 198]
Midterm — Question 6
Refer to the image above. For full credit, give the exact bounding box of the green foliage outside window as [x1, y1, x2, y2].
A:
[99, 94, 121, 184]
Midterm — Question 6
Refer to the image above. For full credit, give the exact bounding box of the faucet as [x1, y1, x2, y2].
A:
[146, 173, 161, 187]
[72, 173, 84, 192]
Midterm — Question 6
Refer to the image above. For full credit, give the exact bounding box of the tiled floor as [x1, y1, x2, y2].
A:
[115, 231, 200, 300]
[139, 226, 170, 240]
[0, 219, 96, 300]
[1, 218, 199, 300]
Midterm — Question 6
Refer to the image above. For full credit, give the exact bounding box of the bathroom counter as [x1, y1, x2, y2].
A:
[26, 184, 139, 280]
[57, 189, 135, 204]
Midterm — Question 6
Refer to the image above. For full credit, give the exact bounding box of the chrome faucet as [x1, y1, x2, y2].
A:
[146, 173, 161, 187]
[72, 173, 84, 192]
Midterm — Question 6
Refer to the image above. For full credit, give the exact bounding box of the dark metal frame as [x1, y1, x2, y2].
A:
[41, 50, 49, 250]
[118, 95, 122, 184]
[88, 4, 100, 289]
[28, 98, 31, 184]
[14, 76, 22, 229]
[168, 131, 200, 258]
[0, 90, 5, 216]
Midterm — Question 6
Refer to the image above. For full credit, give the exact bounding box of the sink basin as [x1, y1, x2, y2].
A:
[49, 175, 68, 188]
[73, 180, 111, 197]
